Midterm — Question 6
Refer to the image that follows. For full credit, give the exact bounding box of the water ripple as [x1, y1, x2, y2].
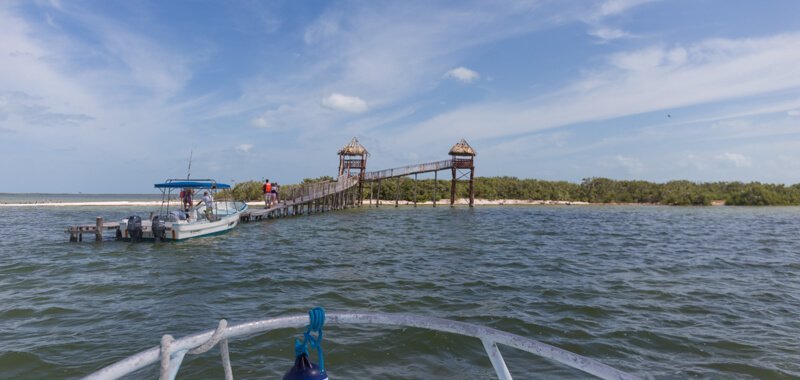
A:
[0, 205, 799, 378]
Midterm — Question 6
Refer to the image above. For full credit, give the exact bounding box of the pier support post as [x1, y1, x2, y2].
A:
[414, 173, 418, 207]
[469, 166, 475, 207]
[450, 166, 457, 207]
[377, 179, 382, 207]
[395, 176, 400, 207]
[95, 217, 103, 242]
[433, 171, 438, 207]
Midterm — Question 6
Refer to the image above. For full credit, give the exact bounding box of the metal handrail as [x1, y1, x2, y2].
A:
[83, 312, 639, 380]
[364, 159, 453, 181]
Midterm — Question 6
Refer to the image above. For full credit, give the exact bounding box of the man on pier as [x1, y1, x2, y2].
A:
[263, 179, 272, 208]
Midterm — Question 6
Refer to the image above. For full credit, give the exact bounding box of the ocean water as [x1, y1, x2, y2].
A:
[0, 204, 798, 379]
[0, 193, 161, 204]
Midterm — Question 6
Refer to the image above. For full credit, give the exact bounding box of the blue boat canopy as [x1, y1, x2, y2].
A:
[154, 179, 231, 189]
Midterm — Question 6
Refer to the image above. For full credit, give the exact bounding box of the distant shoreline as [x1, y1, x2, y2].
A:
[0, 199, 666, 207]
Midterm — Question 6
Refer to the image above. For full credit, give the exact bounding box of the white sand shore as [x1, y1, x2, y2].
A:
[0, 201, 173, 207]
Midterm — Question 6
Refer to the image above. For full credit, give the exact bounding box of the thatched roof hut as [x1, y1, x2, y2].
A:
[449, 138, 476, 156]
[338, 137, 369, 156]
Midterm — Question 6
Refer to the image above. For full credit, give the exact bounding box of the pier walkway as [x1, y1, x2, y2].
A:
[239, 175, 360, 222]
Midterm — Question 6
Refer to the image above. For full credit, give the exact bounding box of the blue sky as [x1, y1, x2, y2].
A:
[2, 0, 800, 193]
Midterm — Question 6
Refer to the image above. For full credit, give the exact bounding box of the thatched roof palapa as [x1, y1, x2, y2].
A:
[338, 137, 369, 156]
[449, 138, 476, 156]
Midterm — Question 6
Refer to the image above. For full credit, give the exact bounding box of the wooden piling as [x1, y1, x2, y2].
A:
[395, 176, 400, 207]
[433, 171, 437, 207]
[377, 179, 382, 207]
[450, 166, 457, 207]
[414, 173, 417, 207]
[469, 166, 475, 207]
[95, 217, 103, 242]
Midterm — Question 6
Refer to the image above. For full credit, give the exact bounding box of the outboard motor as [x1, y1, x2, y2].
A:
[151, 216, 166, 242]
[284, 307, 328, 380]
[126, 215, 143, 241]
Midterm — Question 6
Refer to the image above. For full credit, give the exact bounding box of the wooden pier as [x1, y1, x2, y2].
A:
[67, 217, 121, 242]
[239, 176, 361, 222]
[67, 138, 476, 241]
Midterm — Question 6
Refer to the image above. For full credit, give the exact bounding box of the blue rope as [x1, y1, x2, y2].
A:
[293, 307, 325, 372]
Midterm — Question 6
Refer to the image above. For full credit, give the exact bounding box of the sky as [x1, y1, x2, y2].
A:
[2, 0, 800, 193]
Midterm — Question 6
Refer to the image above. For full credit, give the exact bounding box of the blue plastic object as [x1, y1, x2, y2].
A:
[284, 307, 328, 380]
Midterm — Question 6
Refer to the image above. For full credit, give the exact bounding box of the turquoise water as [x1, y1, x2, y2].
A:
[0, 205, 799, 379]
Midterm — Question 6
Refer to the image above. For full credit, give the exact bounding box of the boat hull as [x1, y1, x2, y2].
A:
[119, 201, 247, 241]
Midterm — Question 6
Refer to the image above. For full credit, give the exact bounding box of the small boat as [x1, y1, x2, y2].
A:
[118, 179, 247, 241]
[82, 310, 639, 380]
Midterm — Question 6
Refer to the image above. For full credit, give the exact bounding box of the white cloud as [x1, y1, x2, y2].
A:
[236, 144, 253, 153]
[444, 67, 480, 83]
[321, 93, 368, 113]
[251, 116, 269, 128]
[615, 154, 644, 172]
[585, 0, 651, 41]
[596, 0, 653, 18]
[788, 109, 800, 116]
[589, 26, 631, 41]
[715, 152, 752, 168]
[249, 104, 298, 129]
[396, 33, 800, 144]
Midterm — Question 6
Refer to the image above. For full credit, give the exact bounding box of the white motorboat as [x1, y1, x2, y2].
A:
[119, 179, 247, 241]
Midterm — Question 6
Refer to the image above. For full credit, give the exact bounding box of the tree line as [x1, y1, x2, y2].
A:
[217, 176, 800, 206]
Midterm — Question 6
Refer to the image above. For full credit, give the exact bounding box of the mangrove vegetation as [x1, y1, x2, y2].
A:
[217, 176, 800, 206]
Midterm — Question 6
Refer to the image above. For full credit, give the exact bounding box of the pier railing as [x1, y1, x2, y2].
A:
[364, 159, 453, 181]
[281, 175, 359, 205]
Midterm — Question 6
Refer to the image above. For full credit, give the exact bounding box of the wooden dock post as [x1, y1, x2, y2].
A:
[469, 166, 475, 207]
[414, 173, 418, 207]
[377, 179, 382, 207]
[95, 217, 103, 241]
[450, 166, 457, 207]
[433, 171, 438, 207]
[395, 176, 400, 207]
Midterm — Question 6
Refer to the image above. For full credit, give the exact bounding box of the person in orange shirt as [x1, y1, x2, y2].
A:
[263, 179, 272, 208]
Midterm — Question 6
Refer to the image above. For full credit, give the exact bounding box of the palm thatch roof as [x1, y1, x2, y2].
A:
[338, 137, 369, 156]
[449, 138, 476, 156]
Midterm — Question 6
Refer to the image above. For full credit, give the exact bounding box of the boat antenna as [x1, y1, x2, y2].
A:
[186, 149, 193, 180]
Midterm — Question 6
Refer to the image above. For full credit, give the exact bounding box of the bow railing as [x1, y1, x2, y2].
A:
[82, 312, 639, 380]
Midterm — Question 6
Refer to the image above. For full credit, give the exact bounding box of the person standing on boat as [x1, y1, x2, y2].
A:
[263, 179, 272, 208]
[180, 188, 193, 212]
[196, 191, 214, 220]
